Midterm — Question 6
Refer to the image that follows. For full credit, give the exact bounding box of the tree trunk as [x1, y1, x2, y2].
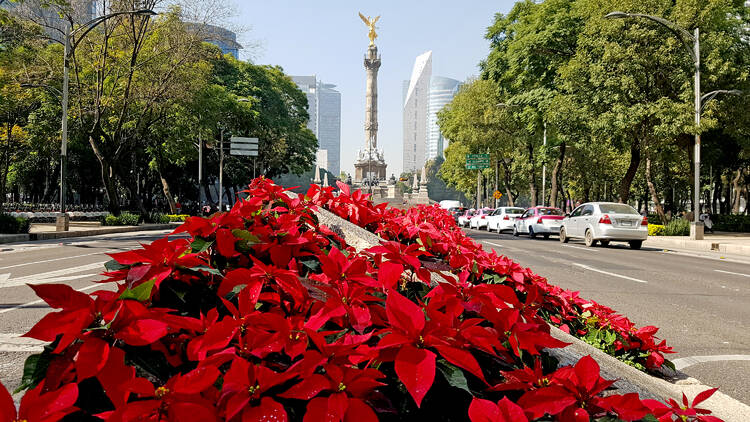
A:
[732, 169, 742, 214]
[645, 156, 667, 224]
[160, 174, 177, 214]
[527, 142, 537, 207]
[501, 162, 515, 207]
[619, 141, 641, 203]
[549, 142, 565, 208]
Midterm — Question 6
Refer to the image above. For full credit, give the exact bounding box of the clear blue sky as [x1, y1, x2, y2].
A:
[235, 1, 515, 177]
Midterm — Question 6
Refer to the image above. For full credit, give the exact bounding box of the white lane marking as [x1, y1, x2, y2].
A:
[0, 261, 105, 289]
[0, 250, 114, 271]
[714, 270, 750, 278]
[483, 241, 523, 253]
[0, 283, 105, 315]
[562, 244, 599, 252]
[0, 333, 45, 353]
[672, 355, 750, 370]
[572, 263, 648, 284]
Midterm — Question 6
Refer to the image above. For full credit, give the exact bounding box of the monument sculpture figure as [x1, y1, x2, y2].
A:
[358, 13, 380, 46]
[354, 12, 387, 185]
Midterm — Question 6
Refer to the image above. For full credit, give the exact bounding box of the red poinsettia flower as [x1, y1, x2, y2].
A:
[101, 366, 220, 422]
[468, 397, 528, 422]
[107, 237, 206, 289]
[643, 388, 721, 422]
[218, 357, 295, 421]
[280, 363, 384, 422]
[0, 381, 78, 422]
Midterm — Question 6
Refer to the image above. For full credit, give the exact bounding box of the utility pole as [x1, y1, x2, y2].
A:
[477, 170, 482, 209]
[218, 128, 224, 212]
[495, 158, 499, 208]
[542, 122, 547, 206]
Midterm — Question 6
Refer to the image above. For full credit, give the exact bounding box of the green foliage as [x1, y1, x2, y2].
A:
[166, 214, 190, 222]
[0, 213, 29, 233]
[663, 218, 690, 236]
[102, 212, 142, 226]
[147, 213, 171, 224]
[713, 215, 750, 232]
[648, 224, 665, 236]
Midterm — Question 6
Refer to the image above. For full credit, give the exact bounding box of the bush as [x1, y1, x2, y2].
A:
[0, 213, 30, 234]
[102, 212, 142, 226]
[648, 224, 665, 236]
[146, 212, 170, 224]
[166, 213, 190, 222]
[713, 214, 750, 232]
[663, 218, 690, 236]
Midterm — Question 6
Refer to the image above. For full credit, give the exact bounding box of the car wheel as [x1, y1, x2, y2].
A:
[559, 227, 569, 243]
[600, 240, 610, 247]
[629, 240, 642, 250]
[513, 225, 519, 237]
[529, 226, 536, 239]
[584, 229, 597, 247]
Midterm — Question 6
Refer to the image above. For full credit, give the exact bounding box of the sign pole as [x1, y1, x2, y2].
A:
[477, 170, 482, 209]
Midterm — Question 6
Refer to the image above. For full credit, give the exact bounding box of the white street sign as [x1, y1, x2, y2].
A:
[231, 150, 258, 156]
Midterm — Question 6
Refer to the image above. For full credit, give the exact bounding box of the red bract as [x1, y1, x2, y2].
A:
[107, 237, 205, 289]
[643, 388, 722, 422]
[468, 397, 528, 422]
[219, 357, 294, 421]
[0, 381, 77, 422]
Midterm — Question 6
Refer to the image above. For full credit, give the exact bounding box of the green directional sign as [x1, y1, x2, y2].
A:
[466, 153, 490, 170]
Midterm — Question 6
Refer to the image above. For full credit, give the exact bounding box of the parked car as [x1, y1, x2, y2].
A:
[440, 200, 463, 210]
[513, 207, 564, 239]
[458, 209, 474, 228]
[559, 202, 648, 249]
[487, 207, 526, 233]
[448, 206, 468, 224]
[469, 208, 495, 230]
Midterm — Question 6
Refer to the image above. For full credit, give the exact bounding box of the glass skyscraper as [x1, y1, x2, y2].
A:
[426, 76, 461, 161]
[291, 76, 341, 177]
[402, 51, 432, 173]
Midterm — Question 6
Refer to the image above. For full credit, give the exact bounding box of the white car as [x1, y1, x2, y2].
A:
[469, 208, 494, 230]
[487, 207, 526, 233]
[513, 207, 564, 239]
[559, 202, 648, 249]
[457, 209, 474, 228]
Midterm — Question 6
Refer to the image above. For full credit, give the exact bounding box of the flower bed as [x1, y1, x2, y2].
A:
[1, 178, 721, 421]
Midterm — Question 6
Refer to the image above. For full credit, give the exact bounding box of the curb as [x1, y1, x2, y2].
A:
[309, 202, 750, 420]
[645, 238, 750, 256]
[0, 224, 177, 245]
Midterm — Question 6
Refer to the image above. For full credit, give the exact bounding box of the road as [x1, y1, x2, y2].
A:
[465, 227, 750, 405]
[0, 229, 174, 396]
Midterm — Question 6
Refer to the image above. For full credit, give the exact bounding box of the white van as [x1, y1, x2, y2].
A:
[439, 200, 462, 210]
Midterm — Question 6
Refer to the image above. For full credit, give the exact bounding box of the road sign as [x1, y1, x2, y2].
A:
[466, 153, 490, 170]
[230, 137, 259, 156]
[493, 190, 502, 199]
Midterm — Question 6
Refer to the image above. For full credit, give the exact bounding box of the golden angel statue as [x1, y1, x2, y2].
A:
[359, 12, 380, 46]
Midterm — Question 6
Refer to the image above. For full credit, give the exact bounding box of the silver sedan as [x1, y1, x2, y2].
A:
[559, 202, 648, 249]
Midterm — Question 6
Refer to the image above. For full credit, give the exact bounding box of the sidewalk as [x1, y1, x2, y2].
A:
[0, 222, 178, 244]
[644, 232, 750, 256]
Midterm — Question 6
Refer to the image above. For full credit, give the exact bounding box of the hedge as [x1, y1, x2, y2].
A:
[0, 213, 30, 234]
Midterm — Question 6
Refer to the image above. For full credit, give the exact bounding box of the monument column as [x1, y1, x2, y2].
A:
[355, 13, 387, 185]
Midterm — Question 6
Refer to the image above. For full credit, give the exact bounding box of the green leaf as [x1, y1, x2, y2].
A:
[187, 266, 223, 276]
[437, 360, 472, 396]
[191, 238, 213, 253]
[104, 259, 127, 271]
[14, 353, 52, 393]
[232, 229, 261, 244]
[119, 279, 155, 302]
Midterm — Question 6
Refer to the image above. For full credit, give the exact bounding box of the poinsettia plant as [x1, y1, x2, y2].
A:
[2, 178, 722, 422]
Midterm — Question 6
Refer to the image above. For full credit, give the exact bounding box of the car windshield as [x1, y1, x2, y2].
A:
[599, 204, 639, 215]
[506, 208, 525, 214]
[538, 208, 563, 216]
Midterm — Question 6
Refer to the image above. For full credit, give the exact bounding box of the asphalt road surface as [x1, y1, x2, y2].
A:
[0, 229, 174, 396]
[465, 227, 750, 405]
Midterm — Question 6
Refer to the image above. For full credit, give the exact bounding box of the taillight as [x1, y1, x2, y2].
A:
[599, 214, 612, 224]
[481, 215, 486, 219]
[503, 215, 509, 220]
[536, 218, 542, 224]
[641, 216, 649, 226]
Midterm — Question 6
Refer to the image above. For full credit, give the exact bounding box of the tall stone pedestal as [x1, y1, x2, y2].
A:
[56, 214, 70, 232]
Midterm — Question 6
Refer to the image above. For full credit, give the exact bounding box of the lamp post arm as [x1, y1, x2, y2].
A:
[606, 12, 697, 63]
[700, 89, 743, 112]
[69, 9, 155, 52]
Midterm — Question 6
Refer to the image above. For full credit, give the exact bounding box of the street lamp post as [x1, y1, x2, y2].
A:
[605, 12, 741, 239]
[57, 9, 155, 231]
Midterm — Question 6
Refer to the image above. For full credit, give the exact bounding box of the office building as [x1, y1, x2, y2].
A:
[291, 76, 342, 177]
[402, 51, 432, 173]
[426, 76, 461, 161]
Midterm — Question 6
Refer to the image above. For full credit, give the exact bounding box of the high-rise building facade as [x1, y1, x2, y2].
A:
[426, 76, 461, 161]
[2, 0, 96, 43]
[402, 51, 432, 173]
[291, 76, 341, 177]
